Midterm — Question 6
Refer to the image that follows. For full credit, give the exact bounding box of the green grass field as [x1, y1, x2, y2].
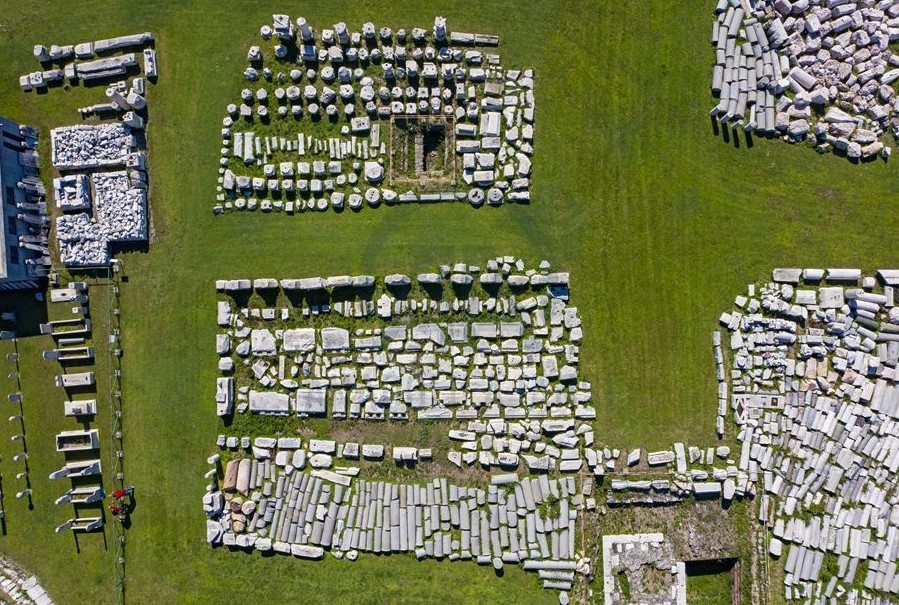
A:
[687, 568, 734, 605]
[0, 0, 897, 603]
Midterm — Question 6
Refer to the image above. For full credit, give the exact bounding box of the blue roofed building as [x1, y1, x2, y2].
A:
[0, 115, 50, 291]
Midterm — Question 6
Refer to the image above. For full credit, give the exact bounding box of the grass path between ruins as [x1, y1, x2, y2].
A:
[1, 0, 898, 603]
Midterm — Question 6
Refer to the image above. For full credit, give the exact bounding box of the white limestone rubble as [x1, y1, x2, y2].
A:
[709, 0, 897, 161]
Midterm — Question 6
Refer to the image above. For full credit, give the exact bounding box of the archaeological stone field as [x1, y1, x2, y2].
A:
[0, 3, 897, 605]
[213, 15, 535, 215]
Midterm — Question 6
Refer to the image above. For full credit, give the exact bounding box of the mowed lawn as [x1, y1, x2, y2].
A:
[0, 0, 897, 603]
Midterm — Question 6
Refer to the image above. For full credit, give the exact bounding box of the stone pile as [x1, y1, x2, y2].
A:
[71, 54, 138, 83]
[76, 78, 149, 121]
[213, 15, 535, 214]
[0, 555, 56, 605]
[721, 268, 899, 602]
[710, 0, 898, 161]
[34, 40, 157, 268]
[50, 124, 137, 170]
[713, 329, 727, 436]
[56, 171, 147, 266]
[22, 32, 155, 89]
[53, 173, 91, 211]
[17, 68, 65, 91]
[92, 171, 147, 239]
[204, 447, 583, 598]
[206, 258, 596, 602]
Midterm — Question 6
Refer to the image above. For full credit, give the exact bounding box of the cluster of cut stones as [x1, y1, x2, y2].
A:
[710, 0, 898, 161]
[21, 33, 156, 90]
[212, 435, 431, 469]
[204, 446, 585, 600]
[606, 443, 741, 507]
[52, 173, 90, 212]
[0, 555, 56, 605]
[721, 267, 899, 602]
[214, 14, 534, 214]
[206, 257, 594, 603]
[214, 258, 599, 476]
[601, 534, 686, 605]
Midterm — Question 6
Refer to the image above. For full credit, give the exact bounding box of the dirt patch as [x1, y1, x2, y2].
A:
[814, 186, 839, 202]
[389, 114, 456, 189]
[595, 501, 740, 562]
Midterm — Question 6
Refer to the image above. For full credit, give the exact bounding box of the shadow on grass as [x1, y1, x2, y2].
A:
[386, 283, 412, 300]
[710, 114, 762, 151]
[0, 292, 48, 338]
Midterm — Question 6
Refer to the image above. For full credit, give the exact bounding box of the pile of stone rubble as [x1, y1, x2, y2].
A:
[214, 14, 534, 214]
[50, 124, 138, 170]
[56, 171, 147, 266]
[710, 0, 898, 161]
[721, 267, 899, 602]
[53, 173, 91, 211]
[92, 171, 147, 239]
[605, 442, 743, 507]
[0, 555, 56, 605]
[20, 32, 156, 90]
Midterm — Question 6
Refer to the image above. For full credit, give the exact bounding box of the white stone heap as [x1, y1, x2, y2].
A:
[710, 0, 898, 161]
[721, 268, 899, 602]
[53, 173, 91, 211]
[56, 171, 147, 266]
[0, 555, 56, 605]
[93, 170, 147, 241]
[50, 123, 136, 170]
[22, 33, 156, 90]
[206, 257, 592, 603]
